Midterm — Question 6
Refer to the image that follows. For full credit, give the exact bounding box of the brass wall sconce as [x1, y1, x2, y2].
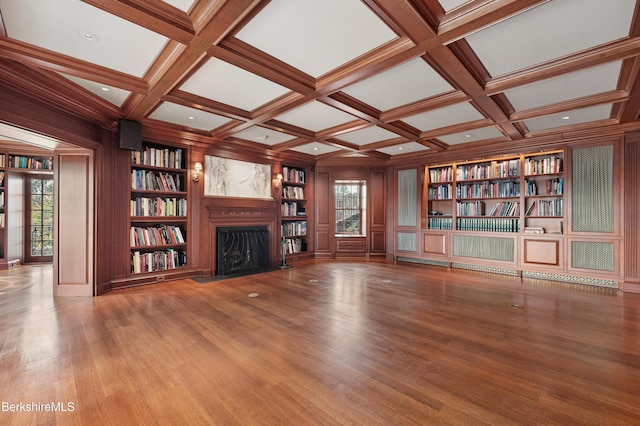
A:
[193, 161, 203, 182]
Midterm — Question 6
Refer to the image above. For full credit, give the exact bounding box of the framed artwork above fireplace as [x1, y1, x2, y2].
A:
[203, 155, 271, 199]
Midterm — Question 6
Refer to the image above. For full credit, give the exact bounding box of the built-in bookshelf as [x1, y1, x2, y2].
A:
[129, 144, 188, 274]
[426, 165, 454, 230]
[426, 152, 564, 234]
[523, 151, 564, 234]
[6, 154, 54, 170]
[280, 165, 308, 256]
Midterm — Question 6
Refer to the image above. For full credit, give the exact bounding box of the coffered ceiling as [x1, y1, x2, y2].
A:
[0, 0, 639, 160]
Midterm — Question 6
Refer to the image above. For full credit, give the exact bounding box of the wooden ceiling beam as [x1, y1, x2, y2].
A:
[0, 38, 148, 93]
[124, 0, 264, 121]
[0, 60, 121, 125]
[82, 0, 195, 44]
[509, 90, 629, 122]
[486, 38, 640, 95]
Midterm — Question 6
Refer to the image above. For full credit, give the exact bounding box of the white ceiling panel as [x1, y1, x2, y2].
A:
[522, 104, 613, 132]
[338, 126, 401, 146]
[403, 102, 484, 131]
[274, 101, 357, 131]
[149, 102, 231, 131]
[231, 126, 297, 146]
[438, 126, 505, 145]
[376, 142, 430, 156]
[235, 0, 397, 77]
[503, 61, 623, 111]
[439, 0, 469, 12]
[60, 74, 130, 107]
[179, 58, 290, 111]
[291, 142, 342, 156]
[162, 0, 195, 12]
[465, 0, 636, 77]
[341, 58, 454, 111]
[0, 0, 168, 78]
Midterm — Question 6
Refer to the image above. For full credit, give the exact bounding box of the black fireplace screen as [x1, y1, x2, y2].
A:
[216, 226, 269, 276]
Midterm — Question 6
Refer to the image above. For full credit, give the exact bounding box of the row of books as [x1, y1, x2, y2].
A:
[428, 217, 453, 230]
[131, 170, 183, 192]
[457, 218, 520, 233]
[0, 190, 4, 208]
[525, 199, 563, 216]
[130, 196, 187, 217]
[130, 225, 185, 247]
[282, 185, 304, 199]
[282, 166, 305, 184]
[525, 178, 564, 196]
[524, 156, 562, 175]
[282, 237, 305, 255]
[456, 201, 485, 216]
[282, 221, 307, 237]
[428, 184, 452, 200]
[7, 155, 54, 170]
[487, 201, 520, 217]
[131, 249, 187, 274]
[131, 147, 184, 169]
[456, 159, 520, 181]
[0, 155, 4, 168]
[429, 166, 454, 183]
[0, 171, 4, 186]
[456, 180, 520, 199]
[281, 202, 305, 217]
[0, 212, 4, 227]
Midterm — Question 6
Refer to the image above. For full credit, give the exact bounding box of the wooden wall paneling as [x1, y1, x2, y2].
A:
[6, 173, 24, 265]
[385, 165, 396, 261]
[423, 231, 448, 256]
[369, 170, 386, 255]
[397, 168, 418, 227]
[314, 170, 332, 257]
[521, 237, 563, 268]
[54, 151, 94, 296]
[623, 132, 640, 290]
[190, 148, 205, 275]
[94, 130, 129, 294]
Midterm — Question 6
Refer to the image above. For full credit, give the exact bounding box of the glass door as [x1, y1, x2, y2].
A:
[25, 175, 54, 263]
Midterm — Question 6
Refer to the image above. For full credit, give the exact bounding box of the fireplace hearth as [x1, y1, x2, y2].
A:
[216, 226, 269, 276]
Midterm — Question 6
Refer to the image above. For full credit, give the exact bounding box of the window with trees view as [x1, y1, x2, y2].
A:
[27, 176, 54, 262]
[335, 180, 366, 235]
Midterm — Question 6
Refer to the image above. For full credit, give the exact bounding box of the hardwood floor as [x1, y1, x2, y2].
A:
[1, 260, 639, 425]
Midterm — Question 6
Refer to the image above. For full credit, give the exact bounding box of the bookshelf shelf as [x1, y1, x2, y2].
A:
[129, 143, 188, 275]
[281, 165, 309, 257]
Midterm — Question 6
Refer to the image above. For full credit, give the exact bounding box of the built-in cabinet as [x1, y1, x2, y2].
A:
[402, 143, 622, 287]
[129, 144, 188, 275]
[280, 165, 309, 257]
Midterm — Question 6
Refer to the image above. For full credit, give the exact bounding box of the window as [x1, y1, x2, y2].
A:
[27, 176, 54, 262]
[335, 180, 366, 235]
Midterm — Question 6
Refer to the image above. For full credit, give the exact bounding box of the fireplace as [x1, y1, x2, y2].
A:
[216, 226, 269, 276]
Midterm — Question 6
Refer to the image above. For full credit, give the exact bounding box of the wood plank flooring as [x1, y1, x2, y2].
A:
[1, 259, 639, 425]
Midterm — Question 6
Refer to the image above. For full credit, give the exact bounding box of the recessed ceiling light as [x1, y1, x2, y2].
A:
[188, 116, 196, 120]
[398, 146, 404, 150]
[100, 87, 110, 92]
[313, 147, 318, 151]
[78, 31, 99, 42]
[465, 134, 472, 138]
[561, 116, 571, 120]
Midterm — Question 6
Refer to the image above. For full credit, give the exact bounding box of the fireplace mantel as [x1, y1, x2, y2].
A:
[207, 206, 278, 275]
[207, 206, 276, 222]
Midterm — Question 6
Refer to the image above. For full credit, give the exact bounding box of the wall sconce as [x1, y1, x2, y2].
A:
[193, 161, 203, 182]
[274, 173, 283, 189]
